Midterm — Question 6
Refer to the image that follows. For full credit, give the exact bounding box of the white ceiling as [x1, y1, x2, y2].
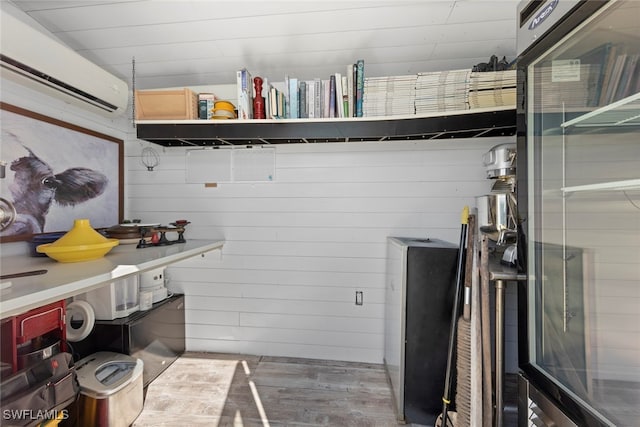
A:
[5, 0, 519, 90]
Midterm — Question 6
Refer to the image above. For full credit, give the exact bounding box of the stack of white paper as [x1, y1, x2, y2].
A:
[468, 70, 517, 109]
[415, 69, 470, 113]
[363, 75, 417, 117]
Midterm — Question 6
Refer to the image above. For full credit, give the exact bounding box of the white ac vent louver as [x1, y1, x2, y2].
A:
[0, 12, 128, 116]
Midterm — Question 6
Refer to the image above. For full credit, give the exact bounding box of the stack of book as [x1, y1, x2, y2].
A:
[536, 62, 601, 110]
[198, 93, 216, 119]
[363, 75, 417, 117]
[467, 69, 517, 109]
[599, 52, 640, 105]
[415, 69, 470, 113]
[236, 60, 365, 120]
[229, 63, 522, 120]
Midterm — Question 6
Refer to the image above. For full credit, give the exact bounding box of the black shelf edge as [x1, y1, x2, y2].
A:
[136, 109, 516, 146]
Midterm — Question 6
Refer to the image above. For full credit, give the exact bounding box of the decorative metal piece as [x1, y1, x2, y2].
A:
[141, 146, 160, 171]
[0, 197, 17, 231]
[136, 221, 190, 249]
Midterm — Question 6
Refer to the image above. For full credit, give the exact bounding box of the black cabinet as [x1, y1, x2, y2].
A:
[385, 237, 459, 425]
[72, 294, 185, 387]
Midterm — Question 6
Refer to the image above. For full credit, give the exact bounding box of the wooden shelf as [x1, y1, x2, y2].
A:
[135, 106, 516, 146]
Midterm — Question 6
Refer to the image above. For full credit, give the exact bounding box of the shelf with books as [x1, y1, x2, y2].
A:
[135, 105, 515, 147]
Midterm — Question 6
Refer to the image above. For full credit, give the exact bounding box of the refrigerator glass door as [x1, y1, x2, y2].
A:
[525, 1, 640, 425]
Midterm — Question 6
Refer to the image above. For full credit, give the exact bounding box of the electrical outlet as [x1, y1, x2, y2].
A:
[355, 291, 363, 306]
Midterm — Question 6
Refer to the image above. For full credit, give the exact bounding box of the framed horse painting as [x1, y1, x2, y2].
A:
[0, 103, 123, 242]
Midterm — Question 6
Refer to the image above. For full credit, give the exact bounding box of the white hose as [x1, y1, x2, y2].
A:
[66, 300, 95, 342]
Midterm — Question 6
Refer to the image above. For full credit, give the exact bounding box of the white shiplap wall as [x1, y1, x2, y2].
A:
[0, 75, 520, 368]
[125, 137, 515, 364]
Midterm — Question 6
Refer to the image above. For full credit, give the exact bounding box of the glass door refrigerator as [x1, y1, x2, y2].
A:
[515, 1, 639, 426]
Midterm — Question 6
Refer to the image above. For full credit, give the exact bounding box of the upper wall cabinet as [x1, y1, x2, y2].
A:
[135, 106, 516, 147]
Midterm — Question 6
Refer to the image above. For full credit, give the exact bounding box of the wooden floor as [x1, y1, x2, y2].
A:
[133, 352, 523, 427]
[133, 352, 401, 426]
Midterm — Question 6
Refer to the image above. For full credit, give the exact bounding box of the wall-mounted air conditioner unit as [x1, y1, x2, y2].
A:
[0, 12, 128, 116]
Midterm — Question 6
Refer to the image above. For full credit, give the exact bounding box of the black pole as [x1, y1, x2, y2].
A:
[441, 206, 469, 426]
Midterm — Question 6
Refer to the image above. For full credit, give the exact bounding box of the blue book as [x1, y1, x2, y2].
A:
[356, 59, 364, 117]
[289, 77, 299, 118]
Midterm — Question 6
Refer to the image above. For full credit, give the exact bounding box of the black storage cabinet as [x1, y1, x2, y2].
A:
[72, 294, 185, 387]
[385, 237, 459, 425]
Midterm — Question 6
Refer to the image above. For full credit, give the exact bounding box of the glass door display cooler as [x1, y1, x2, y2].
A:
[516, 1, 639, 426]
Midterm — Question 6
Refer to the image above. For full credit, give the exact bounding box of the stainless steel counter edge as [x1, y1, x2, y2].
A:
[0, 239, 224, 319]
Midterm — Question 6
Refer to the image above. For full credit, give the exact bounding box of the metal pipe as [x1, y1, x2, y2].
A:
[495, 279, 505, 427]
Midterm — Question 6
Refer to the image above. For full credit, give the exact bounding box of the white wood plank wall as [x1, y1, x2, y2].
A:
[0, 76, 521, 370]
[125, 137, 513, 364]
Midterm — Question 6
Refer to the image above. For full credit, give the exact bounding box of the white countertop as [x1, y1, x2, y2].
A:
[0, 239, 224, 319]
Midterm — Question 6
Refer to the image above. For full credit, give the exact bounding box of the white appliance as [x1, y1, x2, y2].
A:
[0, 11, 128, 116]
[139, 266, 168, 304]
[75, 276, 140, 320]
[515, 1, 640, 425]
